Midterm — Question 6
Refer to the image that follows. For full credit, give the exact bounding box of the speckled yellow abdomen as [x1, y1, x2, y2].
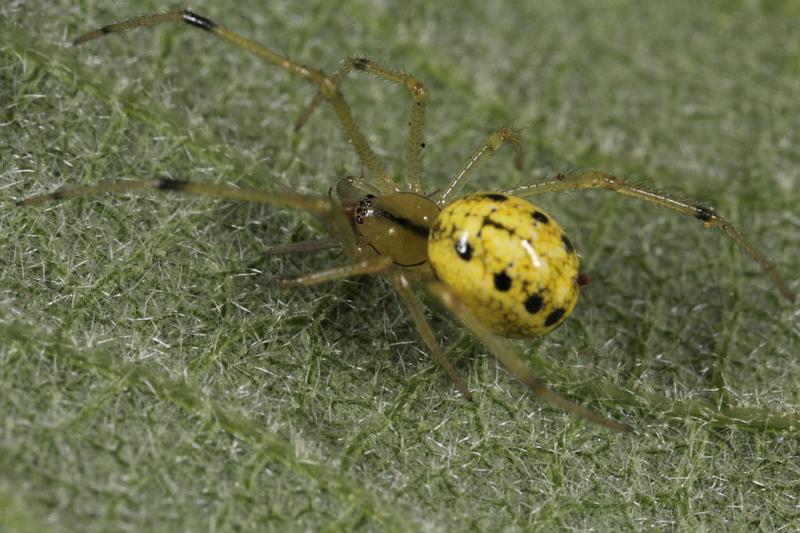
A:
[428, 193, 580, 337]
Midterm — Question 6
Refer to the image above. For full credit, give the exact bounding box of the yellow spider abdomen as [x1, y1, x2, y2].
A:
[429, 193, 580, 337]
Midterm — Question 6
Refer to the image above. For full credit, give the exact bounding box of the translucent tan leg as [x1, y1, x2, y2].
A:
[263, 238, 340, 256]
[435, 127, 524, 206]
[296, 57, 428, 194]
[277, 255, 393, 287]
[426, 281, 633, 432]
[504, 172, 795, 302]
[393, 274, 472, 400]
[73, 10, 395, 192]
[16, 177, 358, 256]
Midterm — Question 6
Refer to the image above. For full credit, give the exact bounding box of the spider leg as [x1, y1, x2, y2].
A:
[435, 127, 523, 206]
[504, 172, 795, 302]
[393, 274, 472, 400]
[426, 281, 633, 432]
[16, 177, 358, 256]
[276, 255, 393, 287]
[263, 238, 341, 256]
[296, 57, 428, 194]
[73, 10, 395, 192]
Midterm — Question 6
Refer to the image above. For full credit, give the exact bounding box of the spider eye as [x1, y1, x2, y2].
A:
[355, 215, 364, 224]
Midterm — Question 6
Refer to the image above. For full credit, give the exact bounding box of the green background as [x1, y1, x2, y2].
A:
[2, 0, 799, 530]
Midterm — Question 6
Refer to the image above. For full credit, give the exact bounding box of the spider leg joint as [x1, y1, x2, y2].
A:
[157, 177, 189, 191]
[410, 79, 427, 98]
[599, 174, 622, 190]
[351, 57, 370, 70]
[694, 205, 717, 221]
[182, 10, 216, 32]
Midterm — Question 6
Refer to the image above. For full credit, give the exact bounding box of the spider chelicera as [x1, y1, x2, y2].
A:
[18, 10, 796, 433]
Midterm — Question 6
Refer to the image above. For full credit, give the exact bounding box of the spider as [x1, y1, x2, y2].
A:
[17, 10, 796, 433]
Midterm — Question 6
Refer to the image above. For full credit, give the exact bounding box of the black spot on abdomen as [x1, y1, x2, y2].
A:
[544, 308, 565, 327]
[483, 193, 508, 202]
[494, 271, 512, 292]
[532, 211, 549, 224]
[523, 294, 543, 314]
[455, 236, 473, 261]
[561, 234, 574, 254]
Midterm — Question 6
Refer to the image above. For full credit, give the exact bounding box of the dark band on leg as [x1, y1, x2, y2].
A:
[182, 10, 216, 31]
[694, 205, 715, 222]
[157, 177, 189, 191]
